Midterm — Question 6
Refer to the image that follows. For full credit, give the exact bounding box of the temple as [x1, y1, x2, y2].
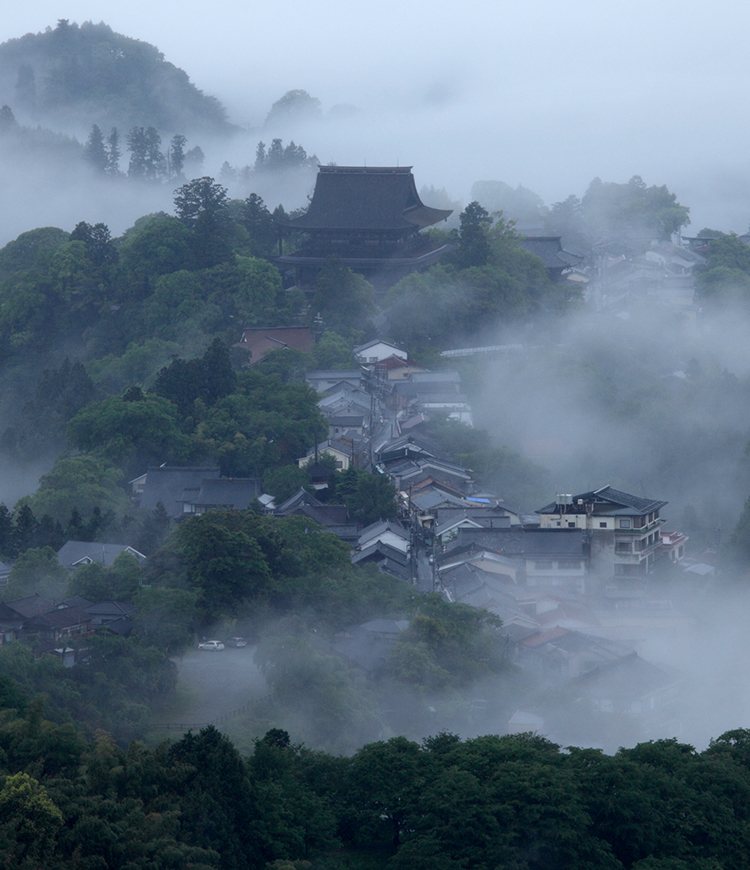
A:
[276, 165, 453, 288]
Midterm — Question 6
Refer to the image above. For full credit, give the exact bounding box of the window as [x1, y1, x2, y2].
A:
[599, 521, 607, 528]
[614, 564, 639, 576]
[615, 542, 632, 554]
[568, 522, 576, 528]
[619, 519, 631, 529]
[534, 561, 553, 570]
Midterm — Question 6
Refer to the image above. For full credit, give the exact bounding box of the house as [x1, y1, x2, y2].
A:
[374, 356, 428, 382]
[517, 236, 584, 281]
[537, 486, 667, 581]
[518, 628, 632, 682]
[438, 545, 522, 582]
[353, 339, 407, 363]
[352, 541, 410, 580]
[235, 326, 315, 366]
[306, 370, 363, 394]
[85, 601, 137, 626]
[332, 619, 409, 673]
[277, 165, 453, 288]
[357, 519, 410, 555]
[180, 478, 262, 514]
[56, 542, 146, 570]
[659, 531, 689, 564]
[136, 466, 221, 516]
[24, 606, 93, 643]
[572, 651, 682, 726]
[275, 488, 361, 542]
[453, 527, 588, 591]
[297, 439, 354, 471]
[327, 414, 366, 438]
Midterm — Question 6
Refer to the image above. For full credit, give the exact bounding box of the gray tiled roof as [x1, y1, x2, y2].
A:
[537, 485, 667, 517]
[282, 166, 451, 232]
[456, 528, 586, 558]
[139, 466, 220, 513]
[183, 478, 261, 510]
[57, 542, 145, 569]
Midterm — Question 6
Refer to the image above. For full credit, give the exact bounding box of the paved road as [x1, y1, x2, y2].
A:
[157, 646, 266, 729]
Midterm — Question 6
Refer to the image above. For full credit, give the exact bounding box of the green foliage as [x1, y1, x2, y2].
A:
[696, 233, 750, 306]
[387, 595, 504, 691]
[117, 213, 195, 297]
[4, 547, 68, 601]
[265, 90, 322, 127]
[0, 227, 69, 284]
[0, 20, 232, 134]
[428, 416, 551, 507]
[334, 468, 398, 525]
[262, 465, 311, 503]
[67, 390, 192, 479]
[0, 772, 63, 868]
[725, 494, 750, 570]
[153, 338, 236, 416]
[255, 635, 381, 752]
[27, 454, 130, 525]
[309, 330, 356, 369]
[581, 174, 691, 240]
[311, 259, 376, 333]
[386, 208, 564, 349]
[1, 358, 96, 462]
[133, 586, 198, 653]
[471, 180, 548, 226]
[449, 200, 493, 269]
[174, 176, 233, 269]
[240, 193, 278, 256]
[67, 551, 142, 602]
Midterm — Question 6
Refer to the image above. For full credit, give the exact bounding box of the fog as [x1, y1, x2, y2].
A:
[4, 2, 750, 235]
[4, 4, 750, 754]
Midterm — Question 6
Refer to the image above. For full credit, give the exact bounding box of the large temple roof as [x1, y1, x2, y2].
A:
[281, 166, 452, 232]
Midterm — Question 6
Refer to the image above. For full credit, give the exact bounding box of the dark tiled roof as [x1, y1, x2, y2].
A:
[25, 607, 92, 630]
[184, 478, 261, 511]
[352, 541, 409, 566]
[573, 652, 680, 701]
[456, 528, 586, 558]
[298, 504, 350, 526]
[282, 166, 452, 232]
[0, 595, 55, 619]
[537, 485, 667, 517]
[140, 466, 220, 513]
[275, 488, 327, 515]
[518, 236, 584, 270]
[57, 542, 145, 568]
[85, 601, 137, 617]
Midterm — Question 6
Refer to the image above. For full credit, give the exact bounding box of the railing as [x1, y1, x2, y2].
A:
[150, 701, 255, 732]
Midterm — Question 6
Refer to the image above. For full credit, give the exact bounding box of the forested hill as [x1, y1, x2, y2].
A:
[0, 19, 237, 136]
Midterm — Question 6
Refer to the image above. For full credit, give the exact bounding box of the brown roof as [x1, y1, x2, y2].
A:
[237, 327, 315, 365]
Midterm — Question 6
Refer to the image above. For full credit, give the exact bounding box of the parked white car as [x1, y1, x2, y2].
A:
[198, 640, 225, 651]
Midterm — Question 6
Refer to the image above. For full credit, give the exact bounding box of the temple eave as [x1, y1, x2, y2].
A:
[276, 244, 454, 270]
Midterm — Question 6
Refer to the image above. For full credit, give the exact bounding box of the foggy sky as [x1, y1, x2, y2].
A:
[5, 1, 750, 232]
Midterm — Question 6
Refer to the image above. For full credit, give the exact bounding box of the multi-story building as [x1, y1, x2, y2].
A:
[536, 485, 667, 581]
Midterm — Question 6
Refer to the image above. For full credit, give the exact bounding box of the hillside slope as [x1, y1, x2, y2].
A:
[0, 19, 237, 136]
